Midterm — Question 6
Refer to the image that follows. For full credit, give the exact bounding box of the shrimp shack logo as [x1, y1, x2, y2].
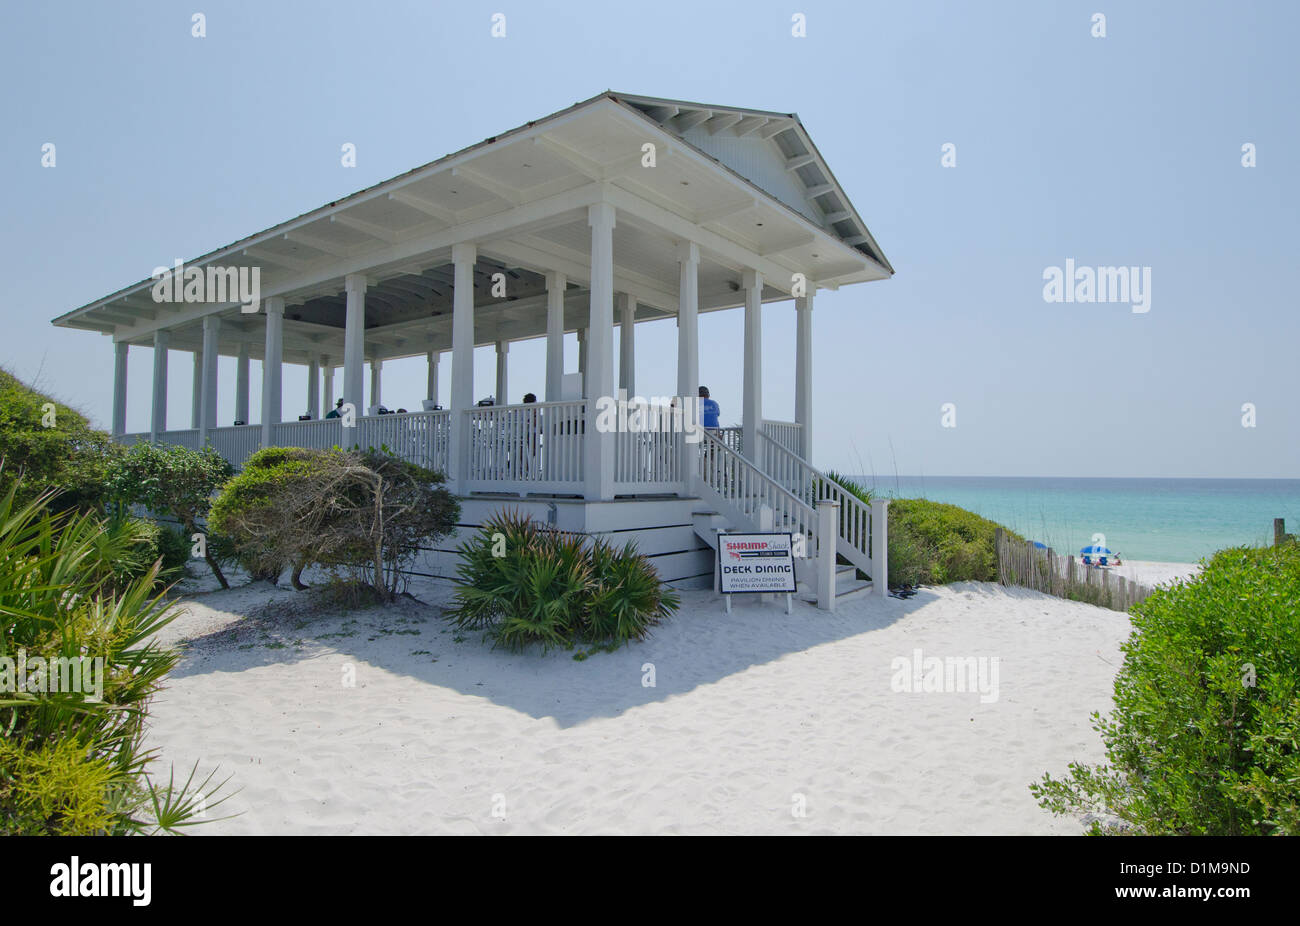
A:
[718, 533, 797, 594]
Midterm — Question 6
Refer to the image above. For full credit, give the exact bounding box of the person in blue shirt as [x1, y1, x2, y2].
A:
[699, 386, 720, 430]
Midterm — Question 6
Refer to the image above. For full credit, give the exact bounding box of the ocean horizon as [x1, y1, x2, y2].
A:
[846, 475, 1300, 564]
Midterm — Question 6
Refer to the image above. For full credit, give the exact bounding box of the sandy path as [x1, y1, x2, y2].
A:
[144, 578, 1131, 835]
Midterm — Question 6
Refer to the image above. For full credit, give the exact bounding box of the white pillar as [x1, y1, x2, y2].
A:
[343, 275, 367, 423]
[150, 330, 168, 440]
[584, 202, 616, 500]
[235, 341, 250, 426]
[111, 341, 129, 438]
[618, 292, 635, 397]
[577, 327, 588, 396]
[322, 358, 334, 414]
[449, 243, 477, 488]
[676, 241, 700, 492]
[370, 358, 383, 410]
[545, 271, 566, 402]
[190, 351, 201, 428]
[817, 499, 839, 611]
[426, 350, 439, 404]
[871, 498, 891, 596]
[199, 314, 221, 442]
[260, 297, 284, 447]
[494, 341, 509, 405]
[676, 241, 700, 398]
[794, 290, 813, 460]
[307, 357, 320, 419]
[742, 269, 763, 463]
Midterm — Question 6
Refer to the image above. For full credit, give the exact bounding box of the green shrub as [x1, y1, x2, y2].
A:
[154, 523, 194, 579]
[1032, 542, 1300, 835]
[208, 446, 459, 597]
[447, 511, 679, 652]
[0, 367, 121, 513]
[0, 484, 228, 833]
[104, 442, 234, 589]
[825, 476, 1018, 586]
[886, 498, 1013, 585]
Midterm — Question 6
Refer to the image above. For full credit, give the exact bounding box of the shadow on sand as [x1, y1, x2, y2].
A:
[163, 575, 956, 728]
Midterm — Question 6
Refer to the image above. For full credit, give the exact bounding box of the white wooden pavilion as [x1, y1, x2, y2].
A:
[52, 92, 894, 604]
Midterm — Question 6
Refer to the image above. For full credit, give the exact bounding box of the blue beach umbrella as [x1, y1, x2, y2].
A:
[1079, 543, 1115, 565]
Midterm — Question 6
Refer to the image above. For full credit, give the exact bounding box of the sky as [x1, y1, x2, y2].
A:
[2, 0, 1296, 479]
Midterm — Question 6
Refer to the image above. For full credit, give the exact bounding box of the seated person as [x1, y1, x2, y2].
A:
[325, 398, 344, 419]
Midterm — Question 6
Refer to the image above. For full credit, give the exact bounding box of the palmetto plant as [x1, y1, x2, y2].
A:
[447, 510, 679, 653]
[0, 482, 230, 834]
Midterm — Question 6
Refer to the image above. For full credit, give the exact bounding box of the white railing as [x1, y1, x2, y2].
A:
[614, 426, 683, 492]
[353, 410, 450, 473]
[207, 424, 262, 466]
[763, 419, 803, 457]
[465, 400, 584, 494]
[164, 428, 202, 450]
[757, 430, 873, 576]
[272, 417, 344, 451]
[716, 426, 744, 455]
[697, 429, 822, 562]
[118, 432, 148, 447]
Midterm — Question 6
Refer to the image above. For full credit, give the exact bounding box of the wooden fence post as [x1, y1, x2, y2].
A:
[1276, 518, 1287, 547]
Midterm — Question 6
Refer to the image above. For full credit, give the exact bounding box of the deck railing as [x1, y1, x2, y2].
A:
[465, 400, 584, 494]
[271, 417, 343, 451]
[614, 425, 683, 492]
[207, 424, 262, 464]
[712, 420, 802, 459]
[762, 419, 803, 457]
[757, 430, 873, 576]
[697, 429, 822, 561]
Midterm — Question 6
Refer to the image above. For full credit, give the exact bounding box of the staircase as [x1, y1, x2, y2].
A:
[690, 427, 881, 607]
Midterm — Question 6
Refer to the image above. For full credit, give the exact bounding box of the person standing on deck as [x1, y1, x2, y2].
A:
[699, 386, 720, 431]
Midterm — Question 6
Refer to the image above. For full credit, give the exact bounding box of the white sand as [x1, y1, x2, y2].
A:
[144, 577, 1133, 835]
[1108, 559, 1201, 589]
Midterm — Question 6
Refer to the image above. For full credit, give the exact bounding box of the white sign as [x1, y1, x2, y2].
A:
[718, 532, 797, 594]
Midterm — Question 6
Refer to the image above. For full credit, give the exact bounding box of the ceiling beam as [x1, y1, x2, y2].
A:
[283, 230, 351, 257]
[387, 190, 457, 225]
[706, 113, 744, 135]
[694, 196, 758, 225]
[330, 213, 399, 244]
[450, 165, 522, 205]
[673, 110, 712, 133]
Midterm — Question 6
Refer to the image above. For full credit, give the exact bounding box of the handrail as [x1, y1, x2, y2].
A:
[697, 429, 822, 560]
[756, 429, 873, 576]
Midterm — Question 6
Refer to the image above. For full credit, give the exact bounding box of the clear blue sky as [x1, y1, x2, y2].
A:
[3, 0, 1296, 478]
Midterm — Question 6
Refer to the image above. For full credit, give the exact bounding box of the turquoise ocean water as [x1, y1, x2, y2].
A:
[848, 477, 1300, 564]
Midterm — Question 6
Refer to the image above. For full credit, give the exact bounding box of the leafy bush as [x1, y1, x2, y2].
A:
[1032, 542, 1300, 835]
[886, 499, 1012, 585]
[104, 442, 234, 589]
[208, 446, 459, 598]
[447, 510, 679, 652]
[0, 367, 121, 513]
[0, 484, 228, 833]
[154, 522, 194, 579]
[826, 476, 1017, 586]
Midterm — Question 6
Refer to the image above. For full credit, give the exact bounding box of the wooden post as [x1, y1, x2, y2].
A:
[816, 500, 839, 610]
[1276, 518, 1287, 547]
